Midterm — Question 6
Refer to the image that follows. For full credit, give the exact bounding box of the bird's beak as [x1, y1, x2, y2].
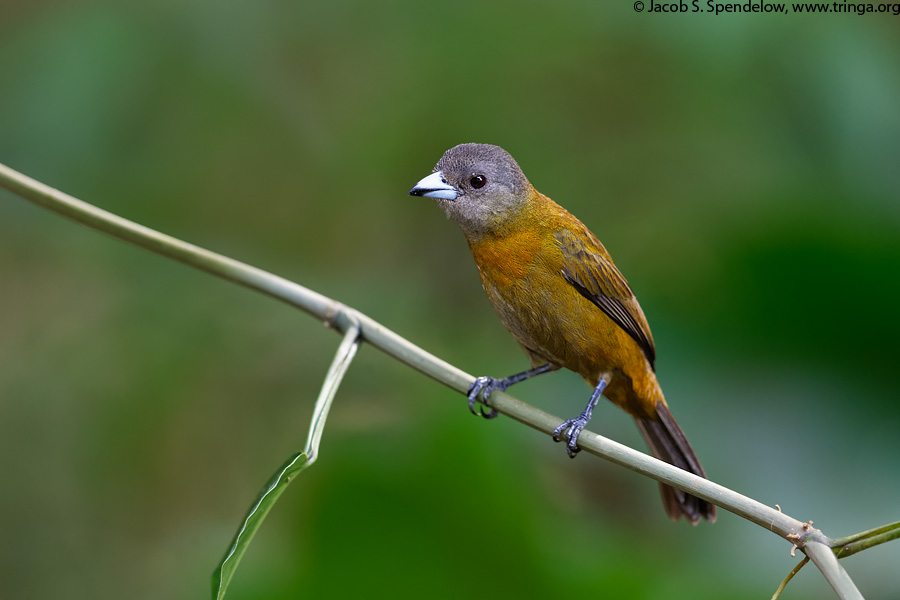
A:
[408, 171, 459, 200]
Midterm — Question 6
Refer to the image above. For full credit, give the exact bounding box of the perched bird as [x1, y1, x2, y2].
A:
[408, 143, 715, 524]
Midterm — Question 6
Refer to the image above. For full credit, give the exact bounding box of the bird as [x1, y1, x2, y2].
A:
[408, 143, 715, 524]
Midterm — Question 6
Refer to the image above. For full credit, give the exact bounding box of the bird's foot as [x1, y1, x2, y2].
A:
[467, 376, 504, 419]
[552, 412, 591, 458]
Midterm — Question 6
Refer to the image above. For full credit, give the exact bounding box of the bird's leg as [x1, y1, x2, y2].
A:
[553, 378, 609, 457]
[467, 363, 554, 419]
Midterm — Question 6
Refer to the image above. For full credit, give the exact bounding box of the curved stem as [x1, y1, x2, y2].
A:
[0, 161, 879, 600]
[305, 320, 361, 463]
[771, 557, 809, 600]
[804, 542, 863, 600]
[834, 525, 900, 559]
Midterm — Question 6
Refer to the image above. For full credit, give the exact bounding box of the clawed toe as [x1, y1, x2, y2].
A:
[552, 418, 587, 458]
[551, 421, 567, 443]
[467, 376, 500, 419]
[479, 406, 499, 419]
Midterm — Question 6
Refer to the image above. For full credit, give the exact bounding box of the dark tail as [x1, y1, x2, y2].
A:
[635, 404, 716, 524]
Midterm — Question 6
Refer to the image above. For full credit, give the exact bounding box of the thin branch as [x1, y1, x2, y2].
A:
[832, 521, 900, 550]
[0, 162, 469, 388]
[804, 542, 864, 600]
[834, 525, 900, 559]
[0, 161, 801, 535]
[771, 557, 809, 600]
[305, 319, 361, 463]
[0, 161, 878, 600]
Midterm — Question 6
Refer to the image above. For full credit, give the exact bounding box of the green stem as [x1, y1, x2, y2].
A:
[803, 542, 863, 600]
[835, 526, 900, 559]
[831, 520, 900, 549]
[0, 162, 801, 536]
[771, 557, 809, 600]
[0, 161, 880, 600]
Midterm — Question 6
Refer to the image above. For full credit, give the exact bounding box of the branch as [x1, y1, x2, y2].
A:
[771, 557, 809, 600]
[805, 542, 863, 600]
[0, 161, 880, 599]
[833, 521, 900, 559]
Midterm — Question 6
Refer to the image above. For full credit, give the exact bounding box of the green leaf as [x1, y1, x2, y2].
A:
[212, 325, 361, 599]
[212, 451, 311, 600]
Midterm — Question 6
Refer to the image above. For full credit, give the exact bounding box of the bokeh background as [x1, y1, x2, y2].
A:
[2, 2, 899, 599]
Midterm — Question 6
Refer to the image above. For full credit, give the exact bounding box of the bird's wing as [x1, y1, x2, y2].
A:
[555, 227, 657, 369]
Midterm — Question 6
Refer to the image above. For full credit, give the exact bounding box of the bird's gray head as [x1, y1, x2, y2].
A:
[408, 143, 532, 238]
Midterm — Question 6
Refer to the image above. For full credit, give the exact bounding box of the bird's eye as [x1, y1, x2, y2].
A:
[470, 175, 486, 189]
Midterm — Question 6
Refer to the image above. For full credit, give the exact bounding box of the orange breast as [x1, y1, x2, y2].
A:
[469, 228, 543, 290]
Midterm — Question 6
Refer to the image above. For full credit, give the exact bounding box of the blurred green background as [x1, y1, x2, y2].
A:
[2, 2, 899, 599]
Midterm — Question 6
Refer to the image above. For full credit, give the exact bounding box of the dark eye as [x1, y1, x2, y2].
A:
[470, 175, 486, 189]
